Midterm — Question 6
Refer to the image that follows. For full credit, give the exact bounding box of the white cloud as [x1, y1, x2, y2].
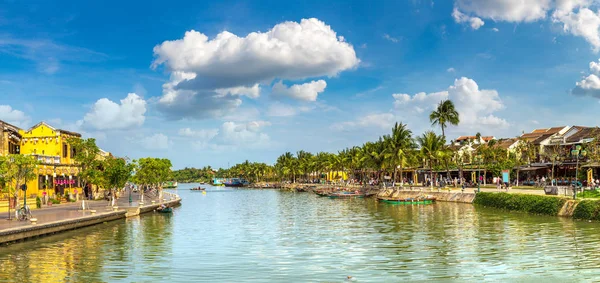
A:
[393, 77, 509, 131]
[492, 27, 500, 32]
[453, 0, 551, 23]
[0, 105, 30, 128]
[452, 8, 485, 30]
[572, 58, 600, 97]
[383, 34, 399, 43]
[178, 128, 219, 139]
[271, 80, 327, 101]
[331, 113, 396, 131]
[215, 84, 261, 99]
[183, 121, 272, 150]
[140, 133, 170, 150]
[81, 93, 146, 130]
[152, 18, 359, 120]
[211, 121, 271, 147]
[267, 102, 299, 117]
[453, 0, 600, 51]
[553, 7, 600, 51]
[447, 67, 456, 72]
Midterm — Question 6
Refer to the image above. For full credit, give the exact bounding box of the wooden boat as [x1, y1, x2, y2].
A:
[328, 191, 365, 199]
[157, 207, 173, 213]
[314, 191, 330, 197]
[190, 187, 205, 191]
[377, 196, 436, 204]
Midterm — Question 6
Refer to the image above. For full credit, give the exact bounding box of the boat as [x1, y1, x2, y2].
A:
[314, 190, 330, 197]
[190, 187, 205, 191]
[377, 195, 436, 204]
[223, 178, 248, 187]
[157, 206, 173, 213]
[328, 191, 365, 199]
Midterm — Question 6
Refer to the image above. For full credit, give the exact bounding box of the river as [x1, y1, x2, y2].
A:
[1, 183, 599, 282]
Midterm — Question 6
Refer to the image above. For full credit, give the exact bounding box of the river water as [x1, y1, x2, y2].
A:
[1, 183, 600, 282]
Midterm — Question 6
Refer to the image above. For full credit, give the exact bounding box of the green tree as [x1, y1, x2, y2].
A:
[68, 138, 103, 194]
[5, 154, 39, 211]
[429, 99, 460, 138]
[103, 157, 135, 206]
[383, 122, 414, 186]
[417, 131, 446, 189]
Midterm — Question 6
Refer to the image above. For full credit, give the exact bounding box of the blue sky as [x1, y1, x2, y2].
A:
[2, 0, 600, 169]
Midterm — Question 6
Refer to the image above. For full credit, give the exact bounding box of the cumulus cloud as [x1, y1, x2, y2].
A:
[0, 105, 30, 128]
[271, 80, 327, 101]
[152, 18, 359, 119]
[80, 93, 146, 130]
[453, 0, 600, 51]
[140, 133, 170, 150]
[553, 6, 600, 51]
[215, 84, 260, 99]
[453, 0, 551, 23]
[492, 27, 500, 32]
[572, 58, 600, 97]
[447, 67, 456, 72]
[452, 8, 485, 30]
[393, 77, 509, 130]
[331, 113, 396, 131]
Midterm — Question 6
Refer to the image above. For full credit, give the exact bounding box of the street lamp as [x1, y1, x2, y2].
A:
[571, 145, 587, 200]
[475, 155, 483, 193]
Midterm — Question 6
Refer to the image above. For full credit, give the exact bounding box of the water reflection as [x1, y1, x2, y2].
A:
[2, 186, 600, 282]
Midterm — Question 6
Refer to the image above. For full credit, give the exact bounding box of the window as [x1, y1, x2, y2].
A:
[71, 146, 76, 158]
[63, 143, 68, 158]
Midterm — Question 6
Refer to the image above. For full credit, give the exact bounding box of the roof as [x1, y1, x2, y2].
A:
[456, 135, 494, 141]
[532, 133, 553, 145]
[566, 127, 600, 143]
[497, 138, 518, 150]
[0, 120, 22, 136]
[26, 121, 82, 137]
[520, 126, 567, 142]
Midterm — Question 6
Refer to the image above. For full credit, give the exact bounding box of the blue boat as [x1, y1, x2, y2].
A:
[223, 178, 249, 187]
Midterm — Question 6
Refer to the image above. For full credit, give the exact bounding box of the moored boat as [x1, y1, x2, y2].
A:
[377, 195, 436, 204]
[157, 206, 173, 213]
[223, 178, 249, 187]
[328, 191, 365, 199]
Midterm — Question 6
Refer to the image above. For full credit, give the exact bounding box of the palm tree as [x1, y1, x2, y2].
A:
[417, 131, 446, 189]
[384, 122, 414, 186]
[429, 99, 460, 138]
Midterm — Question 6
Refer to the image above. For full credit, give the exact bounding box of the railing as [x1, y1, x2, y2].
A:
[29, 154, 61, 164]
[163, 191, 180, 201]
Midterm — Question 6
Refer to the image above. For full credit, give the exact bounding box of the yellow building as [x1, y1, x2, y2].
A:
[19, 122, 83, 198]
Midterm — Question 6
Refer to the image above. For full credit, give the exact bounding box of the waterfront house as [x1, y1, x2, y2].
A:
[19, 122, 83, 198]
[0, 120, 22, 156]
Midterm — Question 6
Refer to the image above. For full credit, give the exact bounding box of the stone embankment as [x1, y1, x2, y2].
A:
[376, 188, 476, 203]
[0, 193, 181, 245]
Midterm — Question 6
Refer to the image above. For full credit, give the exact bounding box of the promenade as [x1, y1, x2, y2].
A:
[0, 191, 181, 245]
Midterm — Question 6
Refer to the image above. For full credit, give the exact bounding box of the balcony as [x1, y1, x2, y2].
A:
[30, 154, 61, 165]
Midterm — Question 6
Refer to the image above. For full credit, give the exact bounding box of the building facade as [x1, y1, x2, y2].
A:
[18, 122, 83, 198]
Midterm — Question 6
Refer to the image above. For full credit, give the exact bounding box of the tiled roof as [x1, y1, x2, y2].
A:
[497, 138, 517, 149]
[566, 127, 600, 143]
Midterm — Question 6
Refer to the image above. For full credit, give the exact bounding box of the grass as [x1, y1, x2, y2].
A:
[577, 190, 600, 199]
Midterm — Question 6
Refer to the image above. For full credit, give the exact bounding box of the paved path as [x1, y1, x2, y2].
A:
[0, 191, 158, 231]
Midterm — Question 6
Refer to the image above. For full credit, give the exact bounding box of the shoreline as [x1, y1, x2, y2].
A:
[0, 193, 181, 246]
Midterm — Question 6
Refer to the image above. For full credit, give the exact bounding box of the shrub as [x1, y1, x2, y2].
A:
[577, 190, 600, 199]
[35, 197, 42, 208]
[50, 198, 61, 204]
[474, 192, 566, 216]
[573, 200, 600, 220]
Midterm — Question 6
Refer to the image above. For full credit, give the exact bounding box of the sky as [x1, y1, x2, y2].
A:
[2, 0, 600, 169]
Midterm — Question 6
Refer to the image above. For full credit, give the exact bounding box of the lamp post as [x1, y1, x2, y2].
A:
[475, 155, 482, 193]
[571, 145, 587, 200]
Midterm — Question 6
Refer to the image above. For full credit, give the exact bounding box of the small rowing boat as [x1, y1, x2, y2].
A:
[328, 191, 365, 199]
[377, 195, 436, 204]
[190, 187, 206, 191]
[157, 207, 173, 213]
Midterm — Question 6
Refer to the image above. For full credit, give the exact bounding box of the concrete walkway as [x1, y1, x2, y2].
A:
[0, 191, 158, 231]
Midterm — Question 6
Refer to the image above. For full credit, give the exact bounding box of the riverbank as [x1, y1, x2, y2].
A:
[0, 191, 181, 245]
